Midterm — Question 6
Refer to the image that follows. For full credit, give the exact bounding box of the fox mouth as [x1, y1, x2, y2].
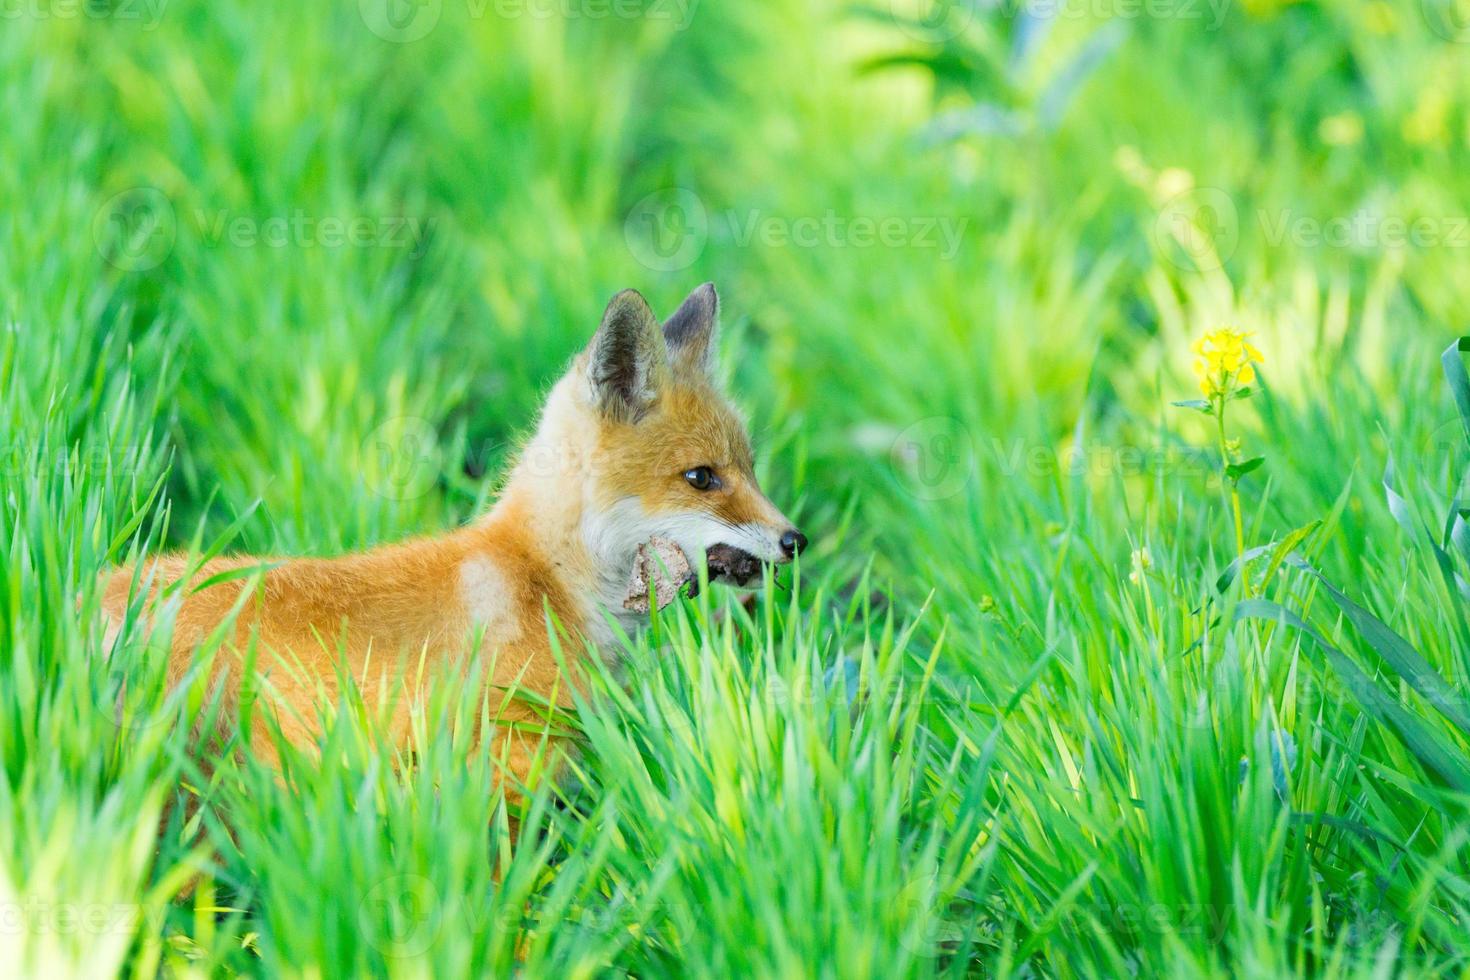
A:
[705, 543, 765, 587]
[624, 538, 772, 612]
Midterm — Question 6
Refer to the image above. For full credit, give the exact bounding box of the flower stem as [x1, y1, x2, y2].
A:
[1215, 398, 1246, 572]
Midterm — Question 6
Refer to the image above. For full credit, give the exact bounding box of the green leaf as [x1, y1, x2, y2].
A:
[1235, 599, 1470, 795]
[1257, 519, 1321, 591]
[1285, 558, 1470, 736]
[1225, 456, 1265, 481]
[1384, 458, 1470, 657]
[1441, 336, 1470, 452]
[1213, 543, 1274, 596]
[1169, 399, 1215, 415]
[190, 561, 284, 596]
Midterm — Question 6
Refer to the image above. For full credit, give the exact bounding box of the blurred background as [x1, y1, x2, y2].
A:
[6, 0, 1470, 975]
[6, 0, 1463, 556]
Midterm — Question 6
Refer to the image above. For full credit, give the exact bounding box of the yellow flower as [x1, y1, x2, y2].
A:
[1192, 327, 1264, 398]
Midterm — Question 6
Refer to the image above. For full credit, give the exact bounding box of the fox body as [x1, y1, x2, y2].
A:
[99, 284, 804, 790]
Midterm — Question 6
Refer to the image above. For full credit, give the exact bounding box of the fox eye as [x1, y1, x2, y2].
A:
[683, 466, 719, 491]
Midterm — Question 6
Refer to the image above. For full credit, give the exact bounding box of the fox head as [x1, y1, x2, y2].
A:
[509, 284, 804, 619]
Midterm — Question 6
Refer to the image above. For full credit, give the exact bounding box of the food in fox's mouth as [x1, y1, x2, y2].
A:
[623, 536, 695, 613]
[623, 539, 768, 611]
[705, 543, 763, 585]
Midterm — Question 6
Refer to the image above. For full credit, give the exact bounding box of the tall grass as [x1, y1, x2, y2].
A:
[3, 0, 1470, 975]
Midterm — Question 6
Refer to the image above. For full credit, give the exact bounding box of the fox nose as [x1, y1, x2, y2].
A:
[780, 528, 808, 559]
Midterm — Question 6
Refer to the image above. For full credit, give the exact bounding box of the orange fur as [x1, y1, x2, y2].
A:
[97, 285, 800, 809]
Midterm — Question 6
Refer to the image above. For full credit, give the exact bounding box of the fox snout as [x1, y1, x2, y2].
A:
[779, 528, 808, 559]
[707, 524, 804, 585]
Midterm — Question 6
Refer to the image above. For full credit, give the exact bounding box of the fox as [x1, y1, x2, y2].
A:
[99, 283, 806, 800]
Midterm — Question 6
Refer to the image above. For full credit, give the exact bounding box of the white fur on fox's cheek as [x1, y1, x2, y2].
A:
[583, 498, 785, 573]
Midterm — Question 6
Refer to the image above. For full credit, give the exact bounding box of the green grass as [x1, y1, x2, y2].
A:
[5, 0, 1470, 975]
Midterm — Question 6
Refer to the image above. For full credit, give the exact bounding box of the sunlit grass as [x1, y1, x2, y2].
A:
[3, 0, 1470, 975]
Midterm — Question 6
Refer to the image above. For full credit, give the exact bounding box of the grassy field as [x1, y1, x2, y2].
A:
[5, 0, 1470, 975]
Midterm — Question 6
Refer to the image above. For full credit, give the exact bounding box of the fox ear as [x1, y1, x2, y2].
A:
[587, 289, 666, 420]
[662, 282, 719, 377]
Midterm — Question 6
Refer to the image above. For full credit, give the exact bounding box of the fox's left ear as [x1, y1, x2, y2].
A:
[587, 289, 667, 421]
[663, 282, 719, 377]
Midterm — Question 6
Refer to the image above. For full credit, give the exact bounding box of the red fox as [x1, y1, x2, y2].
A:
[99, 284, 806, 798]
